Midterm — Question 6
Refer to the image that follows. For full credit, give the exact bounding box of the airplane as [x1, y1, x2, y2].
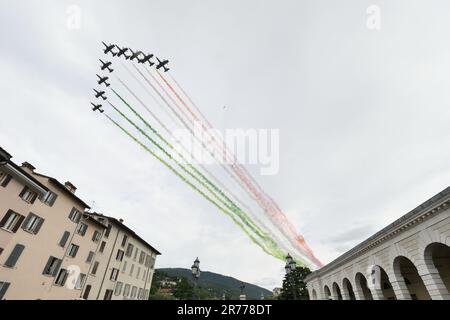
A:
[102, 42, 116, 56]
[127, 49, 143, 61]
[139, 53, 154, 65]
[156, 57, 170, 72]
[91, 103, 104, 113]
[93, 89, 107, 100]
[96, 74, 110, 87]
[99, 59, 114, 73]
[115, 46, 129, 58]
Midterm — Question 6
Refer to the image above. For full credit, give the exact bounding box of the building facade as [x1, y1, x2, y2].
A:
[305, 187, 450, 300]
[0, 147, 160, 300]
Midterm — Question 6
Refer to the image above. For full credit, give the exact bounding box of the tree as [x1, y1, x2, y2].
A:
[279, 266, 311, 300]
[172, 277, 194, 300]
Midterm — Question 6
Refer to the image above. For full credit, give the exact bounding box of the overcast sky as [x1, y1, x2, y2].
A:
[1, 0, 450, 290]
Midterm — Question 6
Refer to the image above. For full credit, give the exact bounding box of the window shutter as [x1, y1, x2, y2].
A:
[33, 217, 44, 234]
[4, 244, 25, 268]
[42, 257, 53, 274]
[83, 285, 91, 300]
[0, 282, 10, 299]
[52, 259, 62, 276]
[1, 174, 12, 187]
[11, 214, 25, 233]
[0, 210, 14, 228]
[59, 231, 70, 247]
[30, 193, 38, 204]
[18, 186, 28, 198]
[72, 245, 79, 258]
[21, 214, 32, 231]
[48, 193, 57, 206]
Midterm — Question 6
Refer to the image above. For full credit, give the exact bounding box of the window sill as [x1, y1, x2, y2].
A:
[0, 227, 14, 233]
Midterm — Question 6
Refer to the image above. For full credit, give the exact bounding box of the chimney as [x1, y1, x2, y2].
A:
[21, 162, 36, 173]
[64, 181, 77, 194]
[119, 219, 124, 223]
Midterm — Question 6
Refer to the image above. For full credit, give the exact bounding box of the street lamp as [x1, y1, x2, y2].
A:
[285, 253, 297, 299]
[191, 257, 201, 299]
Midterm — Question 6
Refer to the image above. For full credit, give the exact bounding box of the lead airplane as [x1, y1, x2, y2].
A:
[91, 103, 104, 113]
[156, 57, 170, 72]
[96, 74, 110, 87]
[99, 59, 114, 73]
[102, 42, 116, 56]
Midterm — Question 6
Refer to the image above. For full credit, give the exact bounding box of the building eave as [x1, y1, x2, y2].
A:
[0, 161, 48, 196]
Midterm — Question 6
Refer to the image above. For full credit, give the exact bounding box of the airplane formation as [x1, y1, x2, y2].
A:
[91, 42, 170, 113]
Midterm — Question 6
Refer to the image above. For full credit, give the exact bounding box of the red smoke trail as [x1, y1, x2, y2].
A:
[159, 71, 322, 267]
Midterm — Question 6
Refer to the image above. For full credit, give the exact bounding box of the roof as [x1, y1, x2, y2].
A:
[89, 212, 161, 255]
[32, 172, 91, 209]
[0, 147, 12, 161]
[83, 213, 108, 229]
[306, 186, 450, 282]
[0, 160, 49, 193]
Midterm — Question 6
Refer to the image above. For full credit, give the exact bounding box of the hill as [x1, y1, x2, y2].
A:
[156, 268, 272, 300]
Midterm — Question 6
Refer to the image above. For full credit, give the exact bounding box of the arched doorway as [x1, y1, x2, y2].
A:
[355, 272, 373, 300]
[342, 278, 356, 300]
[324, 285, 332, 300]
[332, 282, 343, 300]
[393, 256, 431, 300]
[424, 243, 450, 294]
[369, 265, 396, 300]
[311, 289, 317, 300]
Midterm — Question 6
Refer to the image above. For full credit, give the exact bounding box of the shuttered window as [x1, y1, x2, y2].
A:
[91, 261, 99, 275]
[0, 210, 25, 233]
[55, 268, 68, 286]
[19, 186, 38, 204]
[0, 282, 11, 299]
[4, 244, 25, 268]
[92, 231, 101, 243]
[21, 213, 44, 235]
[67, 244, 79, 258]
[68, 208, 82, 223]
[0, 172, 12, 187]
[114, 282, 123, 296]
[59, 231, 70, 247]
[82, 285, 91, 300]
[40, 191, 57, 207]
[43, 256, 62, 276]
[86, 251, 95, 263]
[99, 241, 106, 253]
[104, 224, 112, 238]
[76, 223, 88, 236]
[75, 273, 86, 290]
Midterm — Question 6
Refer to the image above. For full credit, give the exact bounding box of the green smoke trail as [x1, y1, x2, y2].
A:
[104, 113, 284, 259]
[109, 88, 271, 241]
[107, 92, 286, 259]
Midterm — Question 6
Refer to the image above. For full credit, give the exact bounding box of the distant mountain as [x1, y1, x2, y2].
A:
[157, 268, 272, 300]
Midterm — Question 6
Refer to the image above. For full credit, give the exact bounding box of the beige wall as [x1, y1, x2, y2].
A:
[0, 167, 105, 300]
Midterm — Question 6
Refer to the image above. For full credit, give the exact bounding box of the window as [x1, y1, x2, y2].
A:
[55, 268, 68, 286]
[0, 210, 25, 233]
[4, 244, 25, 268]
[92, 230, 101, 243]
[123, 284, 131, 297]
[133, 248, 138, 261]
[91, 261, 99, 275]
[68, 208, 82, 223]
[86, 251, 95, 263]
[99, 241, 106, 253]
[139, 251, 146, 264]
[144, 290, 149, 300]
[142, 270, 146, 281]
[83, 285, 91, 300]
[43, 256, 62, 276]
[59, 231, 70, 247]
[138, 288, 143, 300]
[0, 172, 12, 187]
[136, 267, 141, 279]
[150, 256, 156, 269]
[76, 223, 88, 236]
[40, 191, 57, 206]
[125, 243, 134, 257]
[145, 254, 151, 267]
[122, 261, 127, 273]
[104, 289, 113, 300]
[131, 286, 137, 299]
[129, 264, 134, 277]
[114, 282, 123, 296]
[22, 213, 44, 235]
[19, 186, 38, 204]
[105, 224, 112, 238]
[121, 235, 128, 247]
[116, 249, 124, 262]
[110, 268, 119, 281]
[0, 248, 3, 256]
[0, 282, 11, 299]
[75, 273, 87, 290]
[67, 244, 79, 258]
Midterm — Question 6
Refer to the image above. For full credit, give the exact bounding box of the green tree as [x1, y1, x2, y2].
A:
[172, 277, 194, 300]
[279, 266, 311, 300]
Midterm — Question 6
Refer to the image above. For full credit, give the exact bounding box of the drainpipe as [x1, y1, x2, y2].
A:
[96, 226, 121, 300]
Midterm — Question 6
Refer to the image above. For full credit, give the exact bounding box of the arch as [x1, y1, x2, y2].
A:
[342, 278, 356, 300]
[355, 272, 373, 300]
[311, 288, 318, 300]
[332, 282, 343, 300]
[367, 265, 396, 300]
[424, 242, 450, 294]
[323, 285, 332, 300]
[393, 255, 431, 300]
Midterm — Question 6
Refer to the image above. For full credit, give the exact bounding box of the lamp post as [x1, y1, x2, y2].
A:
[285, 253, 297, 300]
[191, 257, 201, 300]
